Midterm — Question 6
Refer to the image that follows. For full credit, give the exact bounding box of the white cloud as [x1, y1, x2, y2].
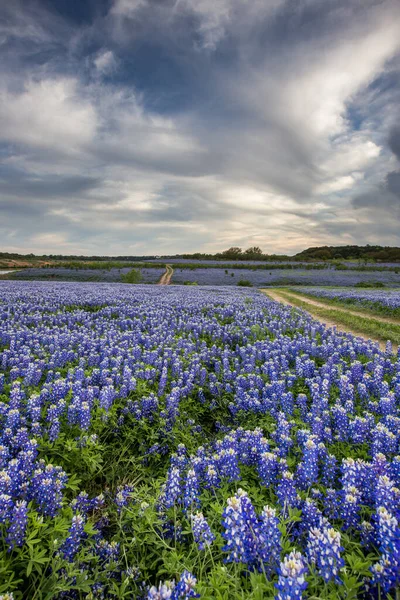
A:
[110, 0, 145, 16]
[94, 50, 117, 75]
[315, 174, 360, 195]
[321, 138, 381, 176]
[0, 78, 97, 153]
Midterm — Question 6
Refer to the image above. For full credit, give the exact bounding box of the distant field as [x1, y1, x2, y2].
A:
[4, 266, 165, 283]
[172, 267, 400, 287]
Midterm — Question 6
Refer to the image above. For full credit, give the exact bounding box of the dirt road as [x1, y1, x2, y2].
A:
[277, 289, 400, 326]
[158, 264, 173, 285]
[261, 288, 388, 350]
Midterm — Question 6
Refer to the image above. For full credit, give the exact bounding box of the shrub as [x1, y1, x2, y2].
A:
[355, 281, 385, 288]
[121, 269, 142, 284]
[237, 279, 253, 287]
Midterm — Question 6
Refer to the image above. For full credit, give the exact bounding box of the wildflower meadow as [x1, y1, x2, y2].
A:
[0, 281, 399, 599]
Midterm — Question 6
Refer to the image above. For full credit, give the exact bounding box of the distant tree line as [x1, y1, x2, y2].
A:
[294, 245, 400, 262]
[1, 244, 400, 263]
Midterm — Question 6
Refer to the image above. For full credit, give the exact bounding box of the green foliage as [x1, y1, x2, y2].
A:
[121, 269, 142, 284]
[237, 280, 253, 287]
[354, 281, 385, 288]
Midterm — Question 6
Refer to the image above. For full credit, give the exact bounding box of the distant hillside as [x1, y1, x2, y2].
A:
[294, 245, 400, 262]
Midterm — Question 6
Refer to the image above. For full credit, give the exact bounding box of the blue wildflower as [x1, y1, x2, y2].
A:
[307, 526, 344, 583]
[61, 514, 86, 562]
[275, 551, 308, 600]
[6, 500, 28, 550]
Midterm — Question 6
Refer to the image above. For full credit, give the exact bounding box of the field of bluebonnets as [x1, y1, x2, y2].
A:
[0, 281, 399, 600]
[5, 268, 164, 284]
[172, 267, 400, 287]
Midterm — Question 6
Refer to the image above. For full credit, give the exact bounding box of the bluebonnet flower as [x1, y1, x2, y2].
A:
[158, 366, 168, 396]
[375, 506, 398, 553]
[0, 447, 9, 471]
[5, 409, 20, 431]
[12, 427, 30, 451]
[147, 580, 175, 599]
[220, 448, 240, 482]
[99, 385, 115, 412]
[277, 471, 299, 512]
[191, 512, 215, 550]
[48, 417, 60, 442]
[390, 455, 400, 486]
[332, 405, 348, 441]
[30, 463, 67, 517]
[222, 490, 259, 566]
[360, 520, 376, 549]
[164, 467, 182, 509]
[71, 491, 92, 514]
[375, 476, 399, 512]
[371, 423, 397, 456]
[321, 453, 337, 487]
[307, 526, 344, 583]
[0, 471, 12, 496]
[6, 500, 28, 549]
[115, 485, 133, 512]
[372, 452, 390, 478]
[297, 439, 318, 489]
[296, 394, 308, 420]
[275, 551, 308, 600]
[60, 514, 86, 561]
[204, 464, 220, 490]
[30, 422, 42, 437]
[0, 494, 13, 524]
[94, 538, 120, 564]
[171, 570, 199, 599]
[299, 498, 325, 537]
[78, 402, 91, 431]
[341, 487, 361, 530]
[259, 505, 282, 574]
[370, 509, 400, 595]
[147, 571, 198, 600]
[257, 451, 278, 487]
[183, 469, 200, 511]
[323, 488, 340, 521]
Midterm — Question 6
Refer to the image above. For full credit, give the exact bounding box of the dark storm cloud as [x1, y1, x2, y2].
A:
[0, 173, 102, 200]
[388, 126, 400, 161]
[352, 124, 400, 212]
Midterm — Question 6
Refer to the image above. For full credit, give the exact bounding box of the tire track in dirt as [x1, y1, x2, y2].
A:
[283, 290, 400, 326]
[261, 288, 388, 350]
[158, 265, 173, 285]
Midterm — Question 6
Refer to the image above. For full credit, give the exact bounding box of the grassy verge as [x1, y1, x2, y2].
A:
[274, 290, 400, 344]
[287, 288, 400, 321]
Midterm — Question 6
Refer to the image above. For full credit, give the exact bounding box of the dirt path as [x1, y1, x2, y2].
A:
[261, 288, 387, 350]
[279, 289, 400, 326]
[158, 264, 173, 285]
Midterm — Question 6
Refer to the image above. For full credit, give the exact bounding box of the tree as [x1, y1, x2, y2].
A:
[220, 247, 243, 259]
[244, 247, 263, 257]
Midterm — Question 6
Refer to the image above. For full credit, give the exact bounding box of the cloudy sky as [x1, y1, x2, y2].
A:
[1, 0, 400, 255]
